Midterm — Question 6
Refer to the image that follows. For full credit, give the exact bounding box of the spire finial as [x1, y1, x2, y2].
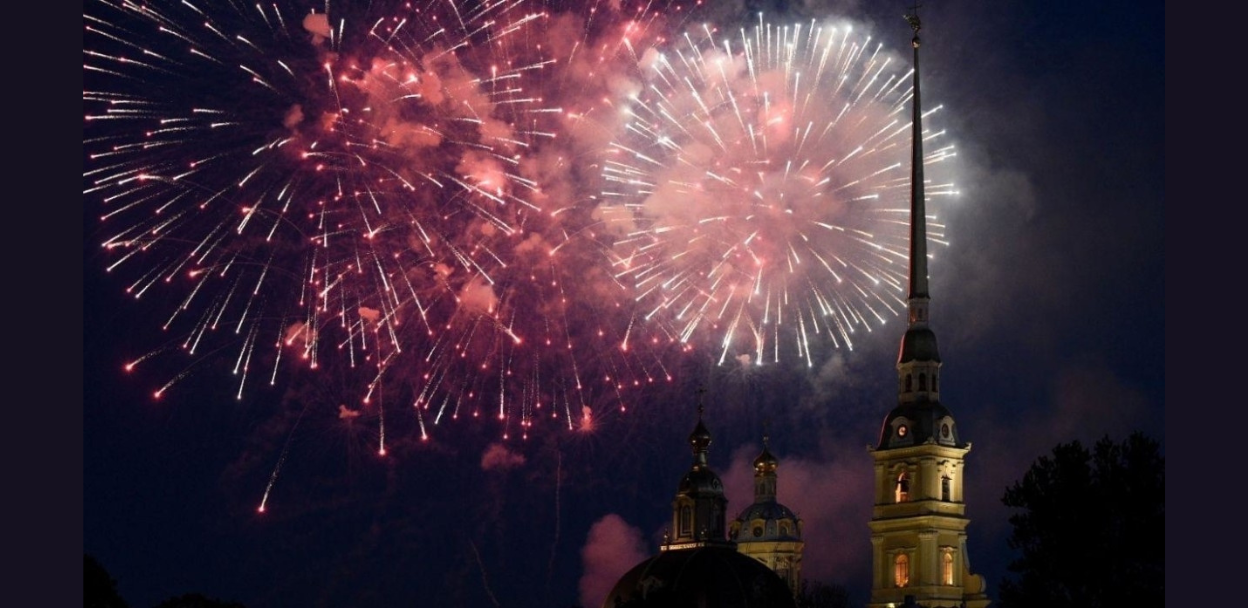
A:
[905, 3, 923, 40]
[904, 4, 930, 326]
[762, 417, 771, 448]
[696, 385, 707, 419]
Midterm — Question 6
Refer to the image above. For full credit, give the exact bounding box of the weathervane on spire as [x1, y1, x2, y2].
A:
[905, 3, 922, 47]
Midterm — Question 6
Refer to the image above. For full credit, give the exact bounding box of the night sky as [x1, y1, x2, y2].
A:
[82, 1, 1164, 607]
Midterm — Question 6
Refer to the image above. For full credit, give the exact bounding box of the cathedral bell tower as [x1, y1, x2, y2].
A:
[664, 401, 731, 550]
[867, 12, 989, 608]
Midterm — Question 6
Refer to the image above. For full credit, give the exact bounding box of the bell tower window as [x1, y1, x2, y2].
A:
[894, 554, 910, 587]
[895, 472, 910, 503]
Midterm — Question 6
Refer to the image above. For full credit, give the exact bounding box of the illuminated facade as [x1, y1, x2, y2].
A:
[866, 12, 989, 608]
[868, 428, 988, 608]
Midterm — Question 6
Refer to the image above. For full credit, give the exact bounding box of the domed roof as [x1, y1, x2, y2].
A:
[897, 326, 941, 363]
[735, 501, 799, 526]
[678, 467, 724, 495]
[602, 546, 797, 608]
[752, 443, 778, 473]
[679, 407, 722, 495]
[876, 400, 961, 450]
[732, 502, 801, 541]
[688, 418, 712, 452]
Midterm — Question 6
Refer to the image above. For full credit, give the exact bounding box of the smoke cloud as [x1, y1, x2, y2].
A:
[578, 514, 649, 608]
[480, 442, 526, 471]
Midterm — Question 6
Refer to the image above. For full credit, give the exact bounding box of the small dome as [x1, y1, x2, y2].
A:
[752, 444, 778, 473]
[602, 546, 797, 608]
[688, 418, 712, 452]
[897, 326, 941, 363]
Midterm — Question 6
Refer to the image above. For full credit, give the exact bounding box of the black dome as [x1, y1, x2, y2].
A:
[898, 326, 941, 363]
[689, 418, 712, 451]
[602, 546, 797, 608]
[732, 502, 801, 542]
[876, 400, 961, 450]
[734, 502, 799, 528]
[679, 467, 724, 495]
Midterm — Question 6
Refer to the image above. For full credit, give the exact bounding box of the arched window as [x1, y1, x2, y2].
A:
[918, 373, 927, 390]
[942, 475, 952, 501]
[895, 472, 910, 503]
[932, 374, 938, 391]
[679, 506, 691, 535]
[943, 551, 955, 585]
[905, 375, 913, 392]
[894, 554, 910, 587]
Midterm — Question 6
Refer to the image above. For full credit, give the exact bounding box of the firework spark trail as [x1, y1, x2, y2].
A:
[85, 3, 959, 501]
[470, 540, 503, 607]
[84, 0, 712, 469]
[597, 17, 957, 366]
[258, 399, 310, 513]
[546, 450, 562, 598]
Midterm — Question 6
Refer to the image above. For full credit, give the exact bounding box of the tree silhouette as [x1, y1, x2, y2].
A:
[85, 554, 129, 608]
[999, 432, 1164, 608]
